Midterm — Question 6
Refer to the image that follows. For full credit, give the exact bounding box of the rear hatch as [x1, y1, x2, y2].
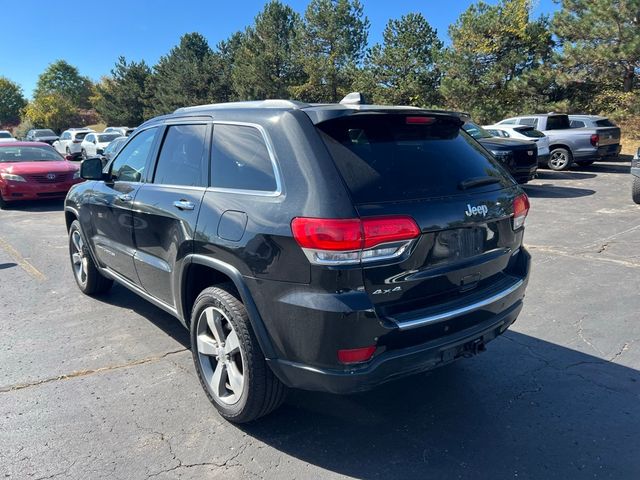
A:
[594, 119, 621, 148]
[316, 113, 527, 324]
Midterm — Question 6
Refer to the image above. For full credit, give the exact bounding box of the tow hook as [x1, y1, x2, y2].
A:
[463, 339, 486, 357]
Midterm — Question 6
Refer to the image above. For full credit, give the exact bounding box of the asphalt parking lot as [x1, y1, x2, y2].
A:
[1, 160, 639, 480]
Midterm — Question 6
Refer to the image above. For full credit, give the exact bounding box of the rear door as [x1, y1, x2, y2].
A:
[132, 122, 210, 307]
[89, 127, 161, 282]
[317, 114, 525, 317]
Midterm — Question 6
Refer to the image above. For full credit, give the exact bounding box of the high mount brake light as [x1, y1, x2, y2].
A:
[406, 116, 436, 125]
[291, 216, 420, 265]
[512, 193, 530, 230]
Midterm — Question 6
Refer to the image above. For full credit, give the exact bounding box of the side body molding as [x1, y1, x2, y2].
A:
[180, 254, 277, 359]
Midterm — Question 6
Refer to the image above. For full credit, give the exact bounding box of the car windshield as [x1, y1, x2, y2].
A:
[105, 138, 125, 153]
[97, 133, 121, 143]
[0, 132, 12, 139]
[462, 122, 493, 139]
[317, 114, 510, 203]
[0, 146, 63, 162]
[515, 127, 545, 138]
[35, 129, 56, 137]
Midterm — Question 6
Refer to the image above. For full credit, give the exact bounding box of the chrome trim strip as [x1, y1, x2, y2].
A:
[393, 279, 524, 331]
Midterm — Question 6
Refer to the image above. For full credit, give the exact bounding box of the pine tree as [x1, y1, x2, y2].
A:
[292, 0, 369, 102]
[367, 13, 443, 107]
[94, 57, 151, 126]
[440, 0, 553, 123]
[232, 1, 303, 100]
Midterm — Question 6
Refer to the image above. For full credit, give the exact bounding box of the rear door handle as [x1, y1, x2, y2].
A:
[117, 194, 133, 202]
[173, 200, 195, 211]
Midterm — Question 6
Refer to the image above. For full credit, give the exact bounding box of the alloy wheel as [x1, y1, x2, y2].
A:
[196, 306, 245, 405]
[70, 230, 88, 286]
[549, 151, 569, 170]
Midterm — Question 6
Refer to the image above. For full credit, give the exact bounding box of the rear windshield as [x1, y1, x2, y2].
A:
[546, 115, 570, 130]
[35, 129, 56, 137]
[317, 114, 511, 203]
[516, 127, 545, 138]
[97, 133, 121, 142]
[595, 119, 615, 127]
[74, 132, 89, 140]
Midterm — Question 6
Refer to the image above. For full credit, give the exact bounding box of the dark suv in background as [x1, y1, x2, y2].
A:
[65, 94, 531, 422]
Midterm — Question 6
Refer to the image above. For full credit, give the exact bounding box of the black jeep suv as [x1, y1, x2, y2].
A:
[65, 95, 531, 422]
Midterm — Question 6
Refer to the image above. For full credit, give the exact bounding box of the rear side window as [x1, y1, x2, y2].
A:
[519, 118, 538, 127]
[570, 120, 585, 128]
[210, 124, 277, 192]
[317, 114, 511, 204]
[546, 115, 570, 130]
[154, 124, 208, 187]
[517, 127, 545, 138]
[595, 119, 615, 127]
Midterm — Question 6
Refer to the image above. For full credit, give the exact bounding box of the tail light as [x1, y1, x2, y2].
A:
[338, 346, 377, 364]
[291, 216, 420, 265]
[512, 193, 530, 230]
[590, 134, 599, 147]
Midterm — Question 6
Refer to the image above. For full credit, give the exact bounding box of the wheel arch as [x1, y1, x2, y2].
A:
[548, 144, 573, 156]
[180, 255, 277, 359]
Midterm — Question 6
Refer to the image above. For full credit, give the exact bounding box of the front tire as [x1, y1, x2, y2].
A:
[191, 285, 286, 423]
[69, 220, 113, 294]
[0, 193, 7, 210]
[632, 177, 640, 205]
[548, 148, 572, 171]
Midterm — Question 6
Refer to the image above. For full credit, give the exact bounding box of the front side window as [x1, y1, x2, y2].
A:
[210, 124, 277, 192]
[111, 127, 158, 182]
[154, 124, 208, 187]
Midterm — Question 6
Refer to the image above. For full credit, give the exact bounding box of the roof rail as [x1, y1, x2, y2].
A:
[174, 99, 309, 114]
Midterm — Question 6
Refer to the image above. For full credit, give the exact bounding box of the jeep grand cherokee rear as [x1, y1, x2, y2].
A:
[66, 97, 530, 423]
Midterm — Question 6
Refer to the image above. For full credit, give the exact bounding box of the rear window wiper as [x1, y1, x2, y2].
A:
[458, 176, 501, 190]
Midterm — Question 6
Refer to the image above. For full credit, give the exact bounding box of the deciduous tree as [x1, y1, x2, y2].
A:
[33, 60, 93, 109]
[0, 77, 27, 126]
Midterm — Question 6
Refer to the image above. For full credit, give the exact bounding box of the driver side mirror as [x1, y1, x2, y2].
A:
[80, 157, 105, 180]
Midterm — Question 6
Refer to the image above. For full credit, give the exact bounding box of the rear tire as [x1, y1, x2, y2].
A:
[548, 148, 572, 171]
[191, 285, 287, 423]
[632, 177, 640, 205]
[68, 220, 113, 295]
[0, 194, 6, 210]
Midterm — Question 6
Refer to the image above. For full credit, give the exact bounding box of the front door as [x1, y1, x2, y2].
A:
[89, 127, 160, 283]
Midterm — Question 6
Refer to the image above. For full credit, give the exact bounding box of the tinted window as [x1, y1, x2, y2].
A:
[85, 134, 95, 142]
[154, 124, 208, 187]
[111, 127, 158, 182]
[75, 132, 89, 140]
[97, 133, 121, 142]
[516, 127, 545, 138]
[317, 114, 511, 203]
[211, 124, 277, 192]
[546, 115, 570, 130]
[0, 132, 12, 139]
[595, 119, 615, 127]
[463, 122, 493, 139]
[499, 118, 517, 125]
[570, 120, 585, 128]
[104, 138, 126, 154]
[35, 129, 56, 137]
[519, 118, 538, 127]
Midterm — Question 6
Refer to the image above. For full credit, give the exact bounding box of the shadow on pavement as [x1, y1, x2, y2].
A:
[0, 262, 18, 270]
[241, 331, 640, 479]
[94, 283, 190, 348]
[522, 184, 596, 198]
[535, 171, 597, 181]
[572, 163, 630, 175]
[0, 198, 65, 212]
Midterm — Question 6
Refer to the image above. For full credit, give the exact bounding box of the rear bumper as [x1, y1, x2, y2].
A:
[268, 300, 522, 394]
[262, 248, 531, 394]
[512, 165, 538, 183]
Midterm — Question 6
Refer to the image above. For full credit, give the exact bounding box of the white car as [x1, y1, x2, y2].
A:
[104, 126, 136, 137]
[483, 124, 550, 164]
[0, 130, 17, 142]
[80, 132, 122, 159]
[54, 128, 94, 157]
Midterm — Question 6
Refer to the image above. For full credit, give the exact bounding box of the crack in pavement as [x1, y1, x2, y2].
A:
[573, 315, 606, 357]
[0, 348, 189, 394]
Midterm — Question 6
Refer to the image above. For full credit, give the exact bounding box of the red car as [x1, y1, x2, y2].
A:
[0, 142, 82, 208]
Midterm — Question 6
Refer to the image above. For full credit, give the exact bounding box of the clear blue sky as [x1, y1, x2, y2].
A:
[1, 0, 558, 98]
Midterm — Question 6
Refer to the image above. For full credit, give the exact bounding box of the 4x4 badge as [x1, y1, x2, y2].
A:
[465, 204, 488, 217]
[372, 286, 402, 295]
